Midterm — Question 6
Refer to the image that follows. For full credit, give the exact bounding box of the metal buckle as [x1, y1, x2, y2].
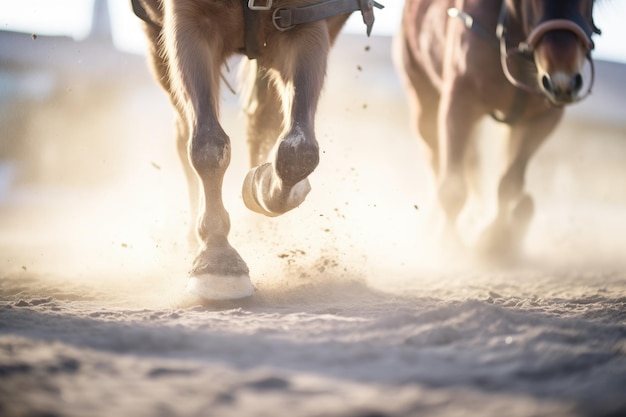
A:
[248, 0, 272, 11]
[273, 8, 294, 31]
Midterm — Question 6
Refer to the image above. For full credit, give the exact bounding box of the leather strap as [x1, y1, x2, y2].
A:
[274, 0, 384, 36]
[241, 0, 264, 59]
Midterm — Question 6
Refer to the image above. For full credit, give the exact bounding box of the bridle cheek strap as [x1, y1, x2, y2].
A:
[526, 19, 594, 51]
[499, 17, 596, 101]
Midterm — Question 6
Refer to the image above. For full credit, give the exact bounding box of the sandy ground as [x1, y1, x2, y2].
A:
[1, 28, 626, 417]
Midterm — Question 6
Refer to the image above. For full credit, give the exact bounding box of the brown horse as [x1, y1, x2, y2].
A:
[131, 0, 383, 299]
[396, 0, 600, 259]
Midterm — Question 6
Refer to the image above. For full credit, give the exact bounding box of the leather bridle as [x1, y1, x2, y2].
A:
[496, 0, 598, 100]
[448, 0, 600, 123]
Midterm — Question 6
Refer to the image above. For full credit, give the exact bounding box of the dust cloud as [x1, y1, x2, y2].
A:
[2, 28, 626, 417]
[1, 33, 625, 310]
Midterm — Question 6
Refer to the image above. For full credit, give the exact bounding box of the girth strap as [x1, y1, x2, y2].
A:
[241, 0, 264, 59]
[131, 0, 383, 59]
[274, 0, 384, 36]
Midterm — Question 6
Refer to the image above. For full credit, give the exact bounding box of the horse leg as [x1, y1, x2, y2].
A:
[174, 114, 201, 248]
[437, 81, 483, 250]
[478, 110, 563, 259]
[142, 22, 199, 249]
[242, 22, 330, 217]
[162, 4, 252, 299]
[241, 59, 283, 168]
[393, 35, 440, 176]
[242, 15, 349, 170]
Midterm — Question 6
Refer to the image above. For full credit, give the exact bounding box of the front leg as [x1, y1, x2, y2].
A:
[242, 22, 330, 217]
[478, 109, 562, 260]
[162, 4, 253, 299]
[436, 78, 483, 251]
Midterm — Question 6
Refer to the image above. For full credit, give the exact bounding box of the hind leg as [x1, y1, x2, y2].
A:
[478, 109, 562, 260]
[241, 60, 283, 168]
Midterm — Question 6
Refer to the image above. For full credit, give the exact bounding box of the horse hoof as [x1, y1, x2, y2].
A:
[242, 163, 311, 216]
[242, 164, 279, 217]
[186, 274, 255, 300]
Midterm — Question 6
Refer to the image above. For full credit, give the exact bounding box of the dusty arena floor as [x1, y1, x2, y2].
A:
[1, 31, 625, 417]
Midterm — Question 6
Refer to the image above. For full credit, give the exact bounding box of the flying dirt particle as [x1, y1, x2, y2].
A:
[31, 34, 37, 40]
[357, 65, 362, 71]
[21, 265, 27, 271]
[333, 208, 345, 219]
[278, 249, 305, 259]
[121, 243, 128, 248]
[363, 103, 368, 109]
[364, 45, 370, 52]
[413, 204, 419, 211]
[316, 257, 339, 274]
[150, 161, 161, 170]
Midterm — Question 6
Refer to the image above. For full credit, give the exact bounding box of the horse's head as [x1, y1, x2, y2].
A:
[520, 0, 599, 105]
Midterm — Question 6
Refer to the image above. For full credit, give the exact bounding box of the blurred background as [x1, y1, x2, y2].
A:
[0, 0, 625, 285]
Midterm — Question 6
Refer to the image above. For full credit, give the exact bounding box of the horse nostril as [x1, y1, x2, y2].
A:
[571, 73, 583, 93]
[541, 75, 553, 93]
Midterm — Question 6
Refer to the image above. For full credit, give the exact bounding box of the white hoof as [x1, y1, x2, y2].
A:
[186, 274, 255, 301]
[242, 163, 311, 217]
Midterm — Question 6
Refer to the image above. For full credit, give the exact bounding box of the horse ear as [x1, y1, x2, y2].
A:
[592, 23, 602, 35]
[589, 0, 602, 35]
[591, 12, 602, 35]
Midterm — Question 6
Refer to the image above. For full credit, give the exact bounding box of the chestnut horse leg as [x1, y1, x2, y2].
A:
[142, 22, 199, 249]
[242, 21, 331, 217]
[437, 80, 483, 250]
[394, 35, 441, 176]
[161, 4, 253, 299]
[478, 109, 563, 259]
[241, 60, 283, 169]
[242, 16, 348, 171]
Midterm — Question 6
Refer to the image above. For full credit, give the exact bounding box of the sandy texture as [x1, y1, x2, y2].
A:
[1, 31, 625, 417]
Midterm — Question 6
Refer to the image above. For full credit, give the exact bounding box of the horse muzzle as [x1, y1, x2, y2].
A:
[538, 70, 584, 106]
[526, 20, 595, 105]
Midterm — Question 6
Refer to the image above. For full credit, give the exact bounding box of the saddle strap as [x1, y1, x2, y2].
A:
[241, 0, 263, 59]
[274, 0, 384, 36]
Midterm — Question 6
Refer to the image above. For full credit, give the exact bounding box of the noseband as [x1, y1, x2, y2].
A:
[496, 0, 597, 100]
